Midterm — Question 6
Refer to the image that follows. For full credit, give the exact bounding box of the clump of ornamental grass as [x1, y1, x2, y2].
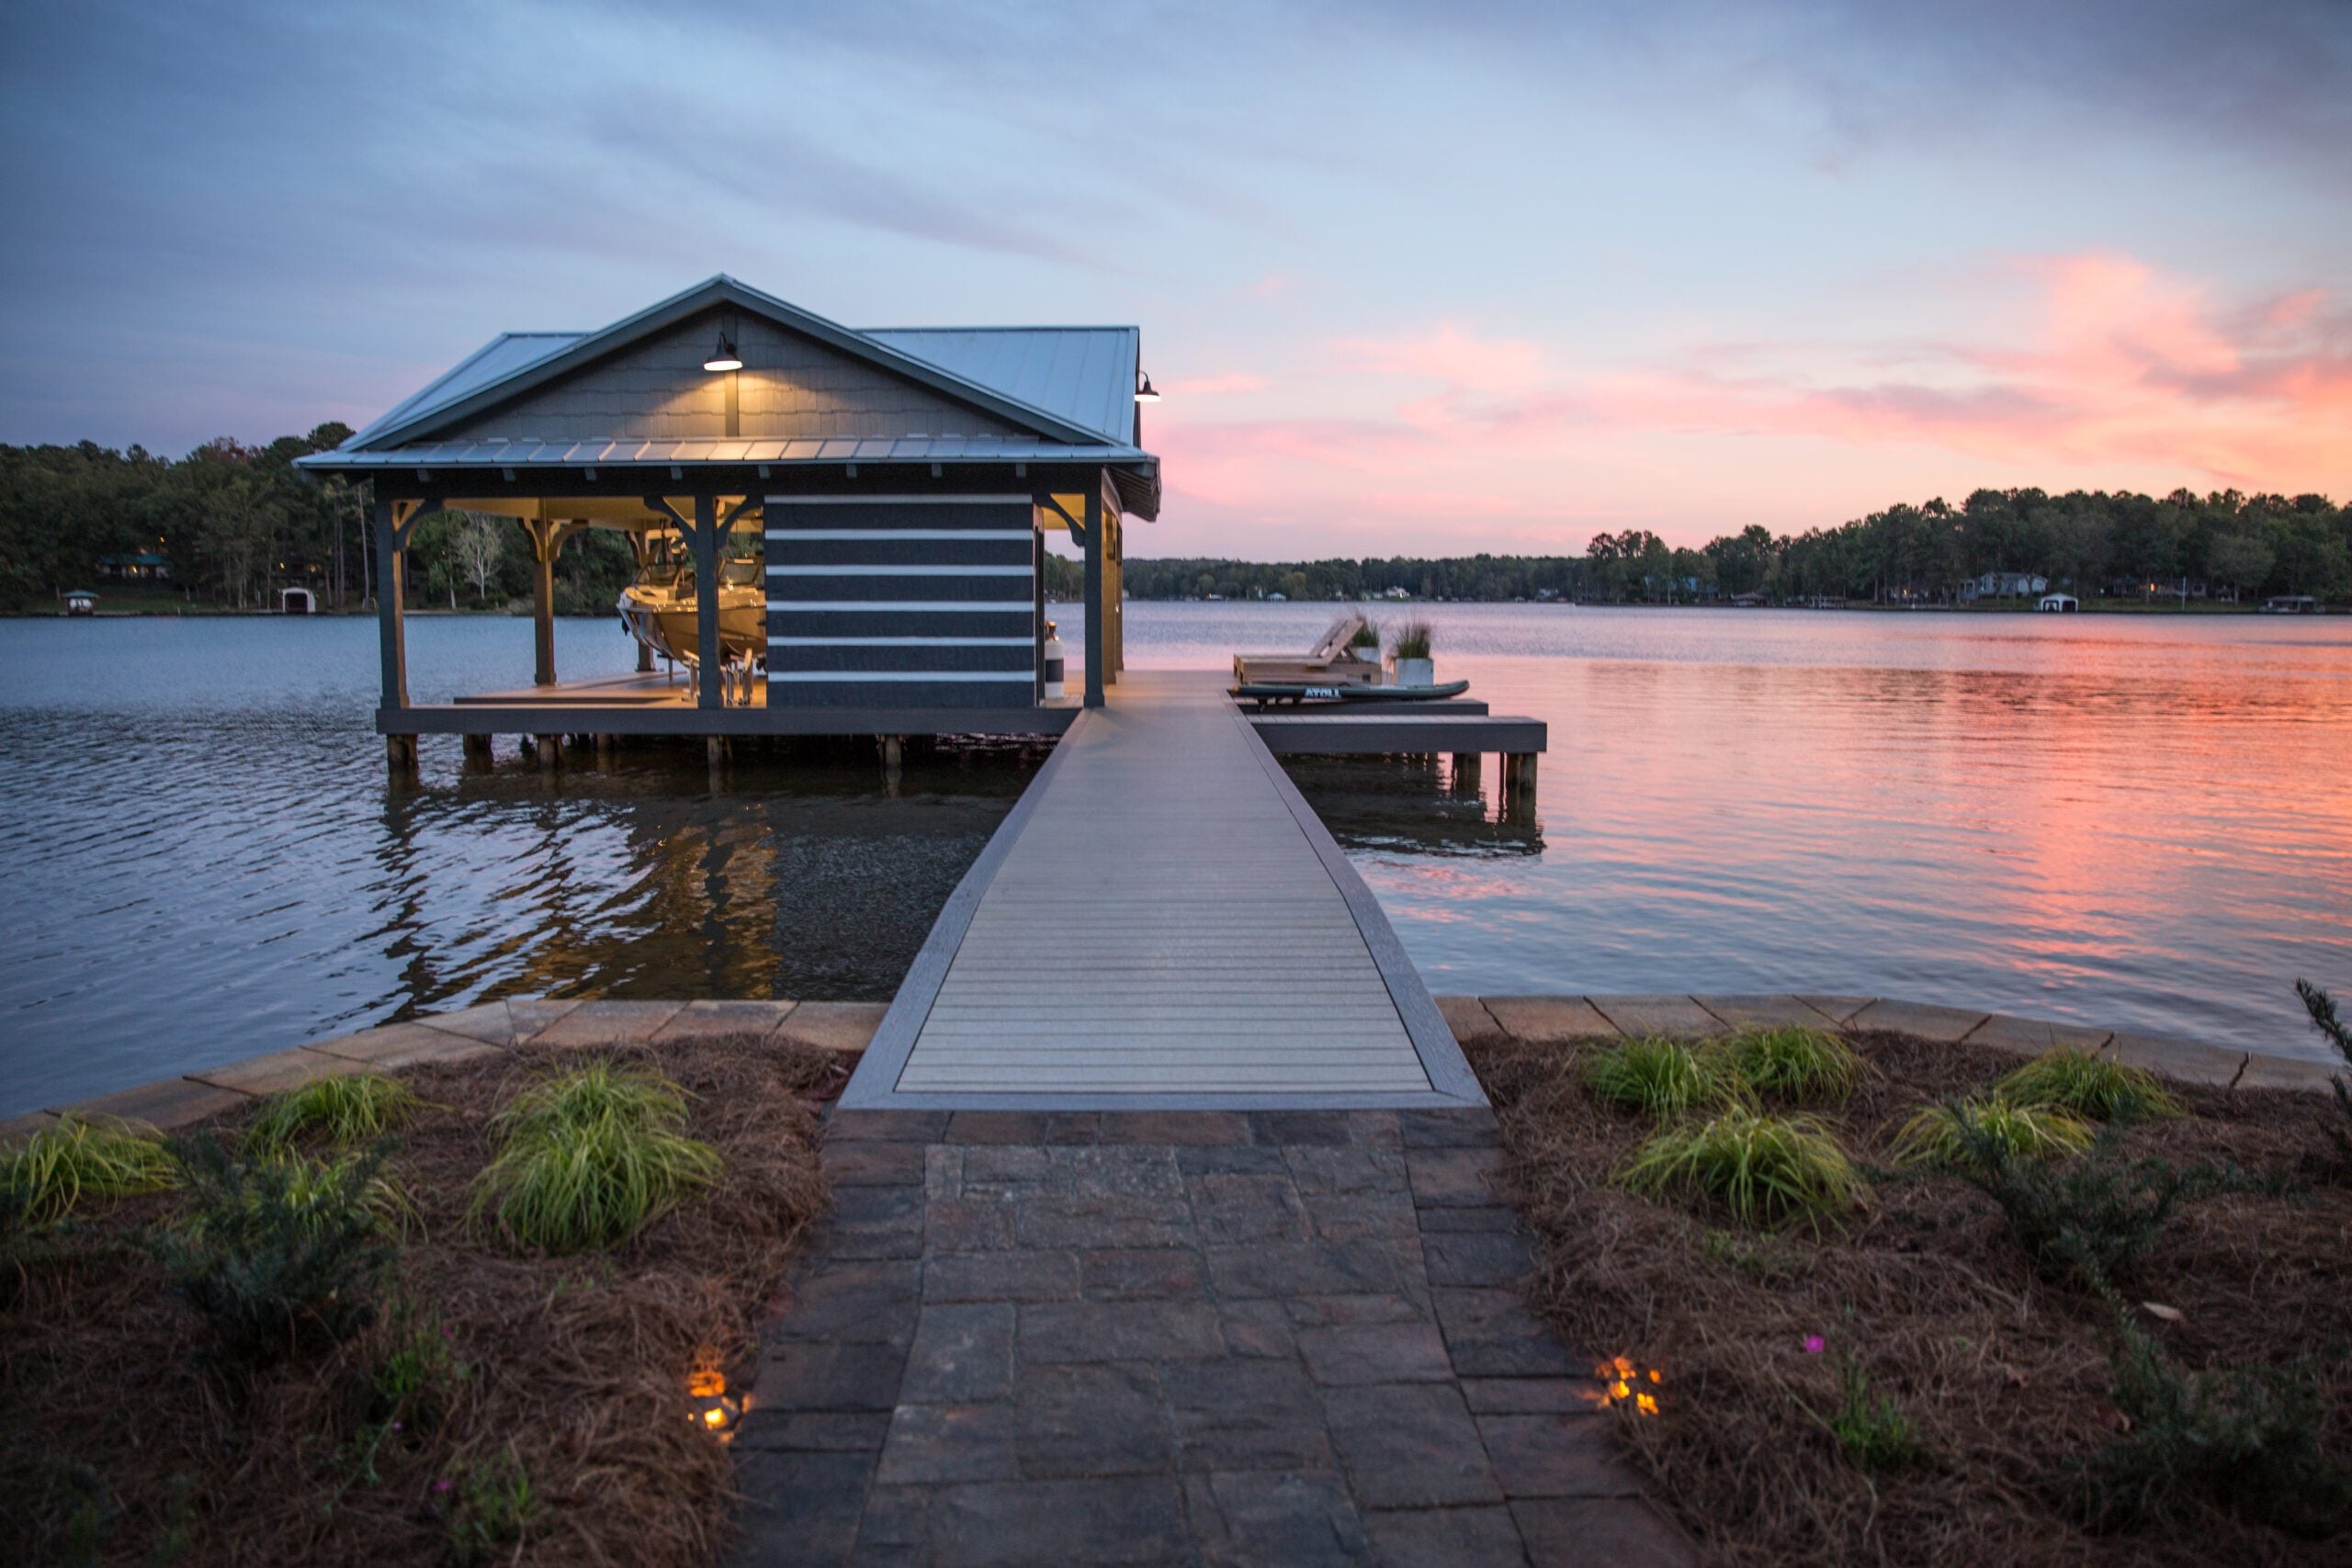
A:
[1996, 1049, 2180, 1122]
[244, 1072, 424, 1153]
[1583, 1036, 1741, 1116]
[1728, 1026, 1866, 1105]
[1, 1116, 176, 1227]
[1617, 1105, 1864, 1227]
[470, 1062, 721, 1254]
[1891, 1097, 2093, 1170]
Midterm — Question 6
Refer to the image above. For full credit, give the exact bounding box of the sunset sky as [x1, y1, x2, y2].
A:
[2, 0, 2346, 555]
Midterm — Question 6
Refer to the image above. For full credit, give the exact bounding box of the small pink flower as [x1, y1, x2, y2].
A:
[390, 1420, 404, 1431]
[434, 1479, 453, 1494]
[1803, 1335, 1826, 1355]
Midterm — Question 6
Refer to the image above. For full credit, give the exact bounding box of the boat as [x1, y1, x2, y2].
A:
[616, 531, 765, 669]
[1231, 678, 1472, 708]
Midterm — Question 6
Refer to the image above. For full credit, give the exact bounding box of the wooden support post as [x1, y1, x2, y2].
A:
[462, 732, 492, 768]
[1453, 752, 1482, 794]
[373, 494, 413, 712]
[1501, 752, 1538, 822]
[385, 733, 418, 774]
[707, 735, 729, 770]
[1107, 508, 1125, 682]
[1082, 486, 1105, 708]
[523, 517, 563, 686]
[692, 494, 722, 711]
[594, 733, 614, 765]
[535, 734, 560, 771]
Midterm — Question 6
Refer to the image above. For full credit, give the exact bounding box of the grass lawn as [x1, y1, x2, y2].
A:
[3, 1036, 842, 1566]
[1472, 1028, 2352, 1566]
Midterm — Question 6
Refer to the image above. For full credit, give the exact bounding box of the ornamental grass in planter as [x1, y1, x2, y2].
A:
[1470, 1021, 2352, 1566]
[1, 1035, 844, 1567]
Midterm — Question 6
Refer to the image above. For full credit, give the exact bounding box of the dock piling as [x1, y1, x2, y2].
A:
[1451, 752, 1483, 795]
[1501, 752, 1538, 823]
[385, 733, 418, 776]
[535, 734, 560, 772]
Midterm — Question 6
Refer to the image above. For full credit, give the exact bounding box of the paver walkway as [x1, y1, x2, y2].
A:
[732, 1107, 1692, 1567]
[842, 672, 1478, 1110]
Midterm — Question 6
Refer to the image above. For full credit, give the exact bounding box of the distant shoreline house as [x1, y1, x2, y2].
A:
[1964, 570, 2047, 601]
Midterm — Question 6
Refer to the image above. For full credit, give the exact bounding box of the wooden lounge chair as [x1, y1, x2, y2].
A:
[1232, 612, 1382, 686]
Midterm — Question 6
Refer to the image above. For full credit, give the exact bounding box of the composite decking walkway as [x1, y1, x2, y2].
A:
[842, 671, 1482, 1110]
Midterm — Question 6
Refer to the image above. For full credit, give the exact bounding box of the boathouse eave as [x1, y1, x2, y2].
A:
[296, 449, 1161, 522]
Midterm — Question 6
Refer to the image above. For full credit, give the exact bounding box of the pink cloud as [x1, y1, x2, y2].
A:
[1144, 252, 2349, 555]
[1163, 372, 1268, 396]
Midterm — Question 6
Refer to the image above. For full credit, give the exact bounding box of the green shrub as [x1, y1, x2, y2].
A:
[1618, 1106, 1863, 1227]
[2074, 1324, 2348, 1534]
[471, 1063, 720, 1253]
[245, 1073, 423, 1153]
[1943, 1123, 2244, 1289]
[2, 1116, 176, 1227]
[447, 1446, 537, 1565]
[1996, 1049, 2179, 1122]
[1891, 1098, 2093, 1169]
[1584, 1037, 1739, 1115]
[1728, 1026, 1865, 1104]
[1826, 1355, 1919, 1471]
[2296, 979, 2352, 1152]
[370, 1298, 466, 1431]
[153, 1138, 396, 1363]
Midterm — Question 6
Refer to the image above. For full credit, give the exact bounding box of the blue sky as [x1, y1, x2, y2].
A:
[2, 0, 2345, 553]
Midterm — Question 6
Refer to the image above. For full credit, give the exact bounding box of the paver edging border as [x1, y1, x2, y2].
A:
[3, 998, 882, 1144]
[1439, 993, 2342, 1095]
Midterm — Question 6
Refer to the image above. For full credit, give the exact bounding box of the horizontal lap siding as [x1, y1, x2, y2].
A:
[765, 496, 1037, 710]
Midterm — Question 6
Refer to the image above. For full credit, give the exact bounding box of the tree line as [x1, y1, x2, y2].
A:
[6, 435, 2345, 614]
[0, 432, 635, 613]
[1081, 489, 2349, 606]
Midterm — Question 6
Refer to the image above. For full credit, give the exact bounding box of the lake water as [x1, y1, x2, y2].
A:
[3, 604, 2347, 1115]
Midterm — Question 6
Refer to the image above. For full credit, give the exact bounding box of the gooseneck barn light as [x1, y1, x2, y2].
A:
[1134, 370, 1160, 402]
[703, 332, 742, 373]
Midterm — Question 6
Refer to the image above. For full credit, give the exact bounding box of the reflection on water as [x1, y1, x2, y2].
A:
[1101, 604, 2352, 1063]
[5, 604, 2349, 1113]
[0, 617, 1038, 1116]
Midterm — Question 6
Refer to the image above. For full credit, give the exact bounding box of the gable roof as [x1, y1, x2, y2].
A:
[337, 276, 1136, 454]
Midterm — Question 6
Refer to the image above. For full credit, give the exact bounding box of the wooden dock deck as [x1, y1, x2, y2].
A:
[841, 671, 1494, 1109]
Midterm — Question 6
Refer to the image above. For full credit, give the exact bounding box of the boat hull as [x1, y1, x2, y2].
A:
[616, 586, 765, 667]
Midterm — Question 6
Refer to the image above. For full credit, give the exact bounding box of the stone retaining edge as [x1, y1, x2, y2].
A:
[0, 998, 890, 1144]
[3, 991, 2336, 1145]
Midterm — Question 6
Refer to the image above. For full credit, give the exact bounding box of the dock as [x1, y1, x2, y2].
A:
[842, 671, 1543, 1110]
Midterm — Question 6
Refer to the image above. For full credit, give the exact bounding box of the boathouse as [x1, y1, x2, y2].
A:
[296, 276, 1158, 760]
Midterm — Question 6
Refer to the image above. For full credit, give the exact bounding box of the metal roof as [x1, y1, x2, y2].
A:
[863, 328, 1136, 446]
[344, 332, 580, 448]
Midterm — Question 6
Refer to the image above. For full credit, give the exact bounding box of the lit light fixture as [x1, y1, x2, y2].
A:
[703, 333, 742, 373]
[1134, 370, 1160, 403]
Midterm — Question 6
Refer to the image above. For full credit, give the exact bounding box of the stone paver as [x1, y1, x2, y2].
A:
[1846, 998, 1989, 1043]
[186, 1047, 375, 1097]
[1477, 995, 1618, 1044]
[1584, 995, 1729, 1039]
[1794, 994, 1876, 1024]
[525, 998, 688, 1048]
[775, 1000, 892, 1055]
[413, 1001, 533, 1046]
[651, 998, 801, 1043]
[1963, 1011, 2114, 1058]
[1432, 994, 1507, 1048]
[732, 1109, 1690, 1567]
[307, 1022, 505, 1068]
[51, 1076, 251, 1129]
[1692, 994, 1844, 1032]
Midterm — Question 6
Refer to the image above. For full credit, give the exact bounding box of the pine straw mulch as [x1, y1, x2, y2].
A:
[1, 1033, 847, 1568]
[1469, 1030, 2352, 1568]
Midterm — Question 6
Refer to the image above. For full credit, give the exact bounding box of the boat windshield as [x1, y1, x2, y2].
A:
[638, 561, 682, 589]
[721, 557, 763, 587]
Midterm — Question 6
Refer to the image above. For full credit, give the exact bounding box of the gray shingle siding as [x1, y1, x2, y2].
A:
[437, 311, 1028, 446]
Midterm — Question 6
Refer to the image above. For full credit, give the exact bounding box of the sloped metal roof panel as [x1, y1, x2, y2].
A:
[864, 327, 1136, 446]
[301, 436, 1148, 468]
[344, 333, 582, 448]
